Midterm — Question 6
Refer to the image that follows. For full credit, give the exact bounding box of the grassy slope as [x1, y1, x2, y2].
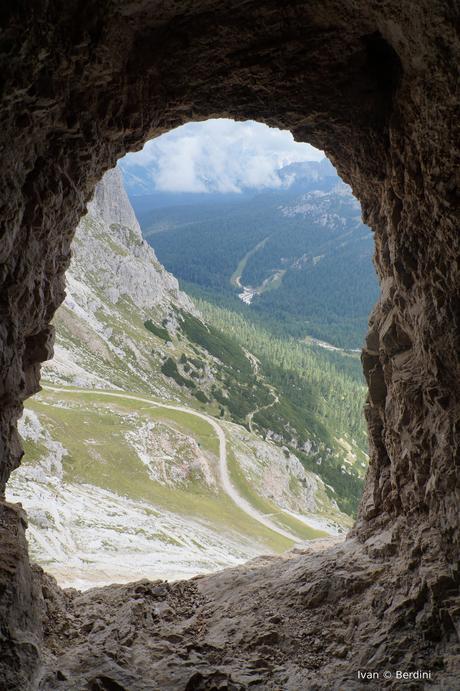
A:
[30, 387, 316, 551]
[46, 259, 366, 520]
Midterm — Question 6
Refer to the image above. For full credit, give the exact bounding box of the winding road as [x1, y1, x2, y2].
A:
[45, 386, 300, 543]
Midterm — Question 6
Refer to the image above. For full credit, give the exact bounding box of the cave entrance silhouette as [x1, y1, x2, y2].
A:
[7, 119, 374, 589]
[0, 2, 458, 689]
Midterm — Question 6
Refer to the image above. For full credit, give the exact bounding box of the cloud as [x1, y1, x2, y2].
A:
[120, 119, 324, 194]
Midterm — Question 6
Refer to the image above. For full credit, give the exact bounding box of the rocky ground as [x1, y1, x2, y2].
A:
[35, 535, 458, 690]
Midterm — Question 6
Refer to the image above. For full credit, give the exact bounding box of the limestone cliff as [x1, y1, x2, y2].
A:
[75, 166, 192, 313]
[43, 167, 195, 391]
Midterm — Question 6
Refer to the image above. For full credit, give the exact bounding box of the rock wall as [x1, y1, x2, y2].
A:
[0, 1, 458, 687]
[72, 166, 193, 314]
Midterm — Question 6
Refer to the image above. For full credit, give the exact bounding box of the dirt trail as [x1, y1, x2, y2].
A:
[45, 386, 299, 543]
[243, 350, 280, 434]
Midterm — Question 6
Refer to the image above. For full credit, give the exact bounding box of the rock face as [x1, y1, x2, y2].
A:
[0, 1, 458, 689]
[41, 165, 196, 390]
[35, 539, 460, 690]
[76, 166, 192, 313]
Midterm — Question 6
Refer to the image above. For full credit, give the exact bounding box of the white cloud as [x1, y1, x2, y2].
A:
[121, 119, 324, 194]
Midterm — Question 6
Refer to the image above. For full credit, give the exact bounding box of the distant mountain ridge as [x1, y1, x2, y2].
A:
[277, 158, 337, 190]
[121, 157, 339, 207]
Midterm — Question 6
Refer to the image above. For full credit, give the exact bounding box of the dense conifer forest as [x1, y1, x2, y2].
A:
[137, 179, 379, 349]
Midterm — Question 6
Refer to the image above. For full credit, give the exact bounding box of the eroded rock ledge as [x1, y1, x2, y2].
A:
[0, 0, 459, 688]
[29, 534, 460, 689]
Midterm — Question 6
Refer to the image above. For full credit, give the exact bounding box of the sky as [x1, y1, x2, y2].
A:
[120, 119, 324, 194]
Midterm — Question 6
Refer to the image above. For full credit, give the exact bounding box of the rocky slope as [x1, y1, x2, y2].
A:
[37, 536, 459, 691]
[42, 166, 195, 393]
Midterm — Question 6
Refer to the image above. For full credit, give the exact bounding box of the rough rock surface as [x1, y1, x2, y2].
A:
[0, 1, 459, 689]
[35, 538, 460, 690]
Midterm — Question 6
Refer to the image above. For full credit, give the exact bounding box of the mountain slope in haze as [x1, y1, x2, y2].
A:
[120, 146, 336, 203]
[7, 167, 354, 589]
[130, 159, 378, 349]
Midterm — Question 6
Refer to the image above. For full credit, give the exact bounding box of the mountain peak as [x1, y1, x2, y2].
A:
[90, 166, 141, 232]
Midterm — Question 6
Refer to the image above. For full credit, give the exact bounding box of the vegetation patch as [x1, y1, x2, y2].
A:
[194, 390, 209, 404]
[161, 357, 196, 389]
[145, 319, 170, 341]
[295, 448, 363, 516]
[179, 311, 252, 375]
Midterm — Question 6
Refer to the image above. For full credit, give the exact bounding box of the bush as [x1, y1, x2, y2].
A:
[179, 311, 251, 375]
[145, 319, 170, 341]
[194, 390, 209, 404]
[161, 357, 195, 389]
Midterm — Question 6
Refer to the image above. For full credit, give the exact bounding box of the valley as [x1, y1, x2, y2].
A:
[7, 165, 361, 589]
[230, 236, 278, 304]
[132, 159, 379, 349]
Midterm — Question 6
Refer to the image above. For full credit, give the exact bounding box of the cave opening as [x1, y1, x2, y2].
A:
[6, 117, 377, 590]
[0, 2, 458, 689]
